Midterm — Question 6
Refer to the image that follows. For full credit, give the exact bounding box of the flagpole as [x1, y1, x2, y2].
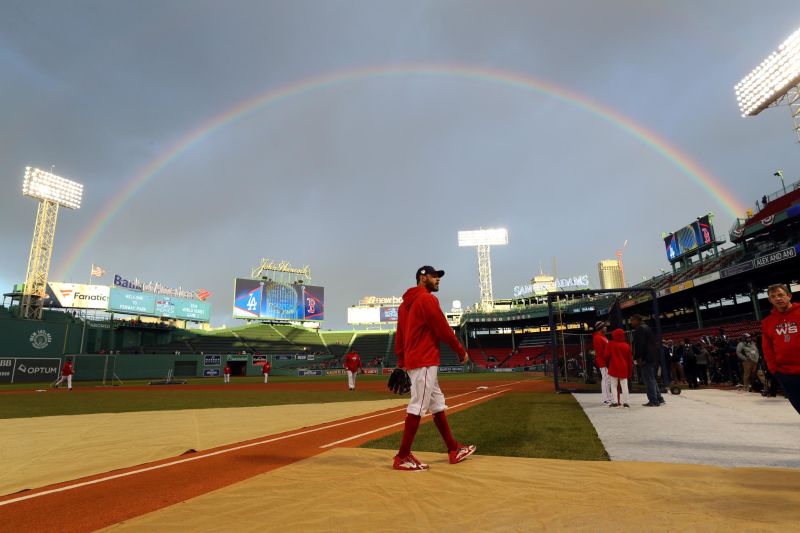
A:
[79, 264, 93, 355]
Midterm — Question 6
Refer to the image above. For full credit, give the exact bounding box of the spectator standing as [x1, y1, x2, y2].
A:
[606, 328, 633, 408]
[630, 314, 664, 406]
[680, 338, 698, 389]
[736, 334, 759, 392]
[670, 340, 686, 384]
[592, 321, 612, 405]
[761, 284, 800, 413]
[695, 342, 710, 386]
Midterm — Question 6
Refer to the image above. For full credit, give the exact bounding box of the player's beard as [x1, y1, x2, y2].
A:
[425, 279, 439, 292]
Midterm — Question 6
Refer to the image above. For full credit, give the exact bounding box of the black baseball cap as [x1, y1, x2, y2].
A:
[416, 265, 445, 281]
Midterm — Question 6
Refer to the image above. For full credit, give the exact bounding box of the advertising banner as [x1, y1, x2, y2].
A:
[363, 368, 379, 375]
[274, 355, 294, 360]
[0, 358, 13, 384]
[45, 282, 110, 310]
[203, 369, 220, 377]
[252, 355, 267, 365]
[227, 354, 248, 361]
[109, 288, 157, 315]
[108, 288, 211, 322]
[298, 370, 323, 376]
[204, 355, 221, 366]
[11, 358, 61, 383]
[379, 306, 399, 322]
[753, 246, 797, 268]
[693, 271, 720, 287]
[439, 366, 466, 373]
[326, 369, 347, 376]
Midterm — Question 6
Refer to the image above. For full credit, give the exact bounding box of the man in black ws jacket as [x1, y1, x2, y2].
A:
[630, 314, 664, 406]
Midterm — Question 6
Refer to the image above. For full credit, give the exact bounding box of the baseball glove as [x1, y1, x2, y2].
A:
[387, 368, 411, 395]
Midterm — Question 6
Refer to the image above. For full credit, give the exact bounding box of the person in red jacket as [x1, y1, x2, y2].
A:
[593, 321, 612, 405]
[262, 360, 272, 384]
[344, 351, 362, 390]
[605, 328, 633, 408]
[223, 364, 231, 384]
[54, 358, 74, 390]
[392, 265, 474, 471]
[761, 284, 800, 414]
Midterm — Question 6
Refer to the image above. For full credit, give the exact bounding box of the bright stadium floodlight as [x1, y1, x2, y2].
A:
[735, 27, 800, 142]
[20, 166, 83, 320]
[458, 228, 508, 312]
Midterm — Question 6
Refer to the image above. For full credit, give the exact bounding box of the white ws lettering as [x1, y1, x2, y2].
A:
[775, 322, 798, 335]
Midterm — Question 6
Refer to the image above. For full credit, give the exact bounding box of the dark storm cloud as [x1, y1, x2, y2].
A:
[1, 1, 799, 328]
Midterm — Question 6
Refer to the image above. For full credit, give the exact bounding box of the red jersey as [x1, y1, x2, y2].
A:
[593, 331, 609, 367]
[605, 329, 633, 379]
[761, 302, 800, 374]
[223, 366, 231, 375]
[344, 352, 362, 372]
[395, 286, 467, 370]
[262, 362, 271, 374]
[61, 361, 74, 376]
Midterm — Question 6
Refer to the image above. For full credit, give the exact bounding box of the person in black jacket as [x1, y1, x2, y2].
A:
[630, 314, 664, 406]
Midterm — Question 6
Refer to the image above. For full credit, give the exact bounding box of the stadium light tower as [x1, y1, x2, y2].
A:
[20, 167, 83, 320]
[735, 27, 800, 142]
[458, 228, 508, 312]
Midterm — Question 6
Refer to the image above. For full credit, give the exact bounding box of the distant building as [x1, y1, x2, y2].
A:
[598, 259, 625, 289]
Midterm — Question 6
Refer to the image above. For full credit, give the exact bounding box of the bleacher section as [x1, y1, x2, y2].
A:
[320, 331, 356, 357]
[350, 332, 392, 365]
[662, 319, 761, 344]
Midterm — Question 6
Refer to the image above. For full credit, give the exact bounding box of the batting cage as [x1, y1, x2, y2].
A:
[546, 288, 662, 393]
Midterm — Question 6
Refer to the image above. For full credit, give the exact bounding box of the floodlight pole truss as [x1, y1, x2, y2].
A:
[21, 199, 60, 320]
[789, 85, 800, 143]
[476, 244, 494, 311]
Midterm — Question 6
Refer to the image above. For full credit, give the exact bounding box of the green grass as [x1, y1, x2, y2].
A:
[0, 388, 396, 419]
[361, 392, 608, 461]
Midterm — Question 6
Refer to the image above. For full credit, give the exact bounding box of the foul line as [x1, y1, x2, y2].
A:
[0, 387, 505, 507]
[319, 389, 509, 448]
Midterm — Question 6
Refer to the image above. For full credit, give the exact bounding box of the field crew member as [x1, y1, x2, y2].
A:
[54, 358, 74, 390]
[344, 351, 362, 390]
[262, 359, 272, 384]
[593, 321, 612, 405]
[761, 284, 800, 414]
[392, 265, 475, 471]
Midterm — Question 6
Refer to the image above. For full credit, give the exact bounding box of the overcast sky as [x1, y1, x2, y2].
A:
[1, 1, 799, 329]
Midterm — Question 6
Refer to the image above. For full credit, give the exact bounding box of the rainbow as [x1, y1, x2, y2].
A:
[56, 63, 747, 280]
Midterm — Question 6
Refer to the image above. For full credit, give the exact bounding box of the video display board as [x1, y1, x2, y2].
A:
[663, 215, 715, 263]
[109, 288, 211, 322]
[347, 306, 400, 324]
[233, 278, 324, 321]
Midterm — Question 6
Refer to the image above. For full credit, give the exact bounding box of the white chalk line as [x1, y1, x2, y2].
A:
[319, 389, 509, 448]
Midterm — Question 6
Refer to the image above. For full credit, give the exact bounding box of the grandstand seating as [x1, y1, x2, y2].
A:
[350, 332, 392, 364]
[320, 331, 356, 357]
[662, 319, 761, 344]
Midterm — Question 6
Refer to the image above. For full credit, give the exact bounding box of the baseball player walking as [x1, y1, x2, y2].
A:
[54, 358, 74, 390]
[223, 364, 231, 384]
[262, 360, 271, 384]
[344, 350, 363, 390]
[392, 265, 475, 471]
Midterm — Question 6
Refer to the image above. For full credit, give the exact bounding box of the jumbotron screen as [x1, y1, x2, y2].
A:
[233, 278, 324, 321]
[663, 215, 714, 263]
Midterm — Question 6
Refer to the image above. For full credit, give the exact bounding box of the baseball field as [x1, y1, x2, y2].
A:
[2, 373, 800, 531]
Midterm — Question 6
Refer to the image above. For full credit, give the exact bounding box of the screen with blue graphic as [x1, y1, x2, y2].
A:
[664, 215, 716, 263]
[233, 278, 324, 321]
[233, 278, 263, 318]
